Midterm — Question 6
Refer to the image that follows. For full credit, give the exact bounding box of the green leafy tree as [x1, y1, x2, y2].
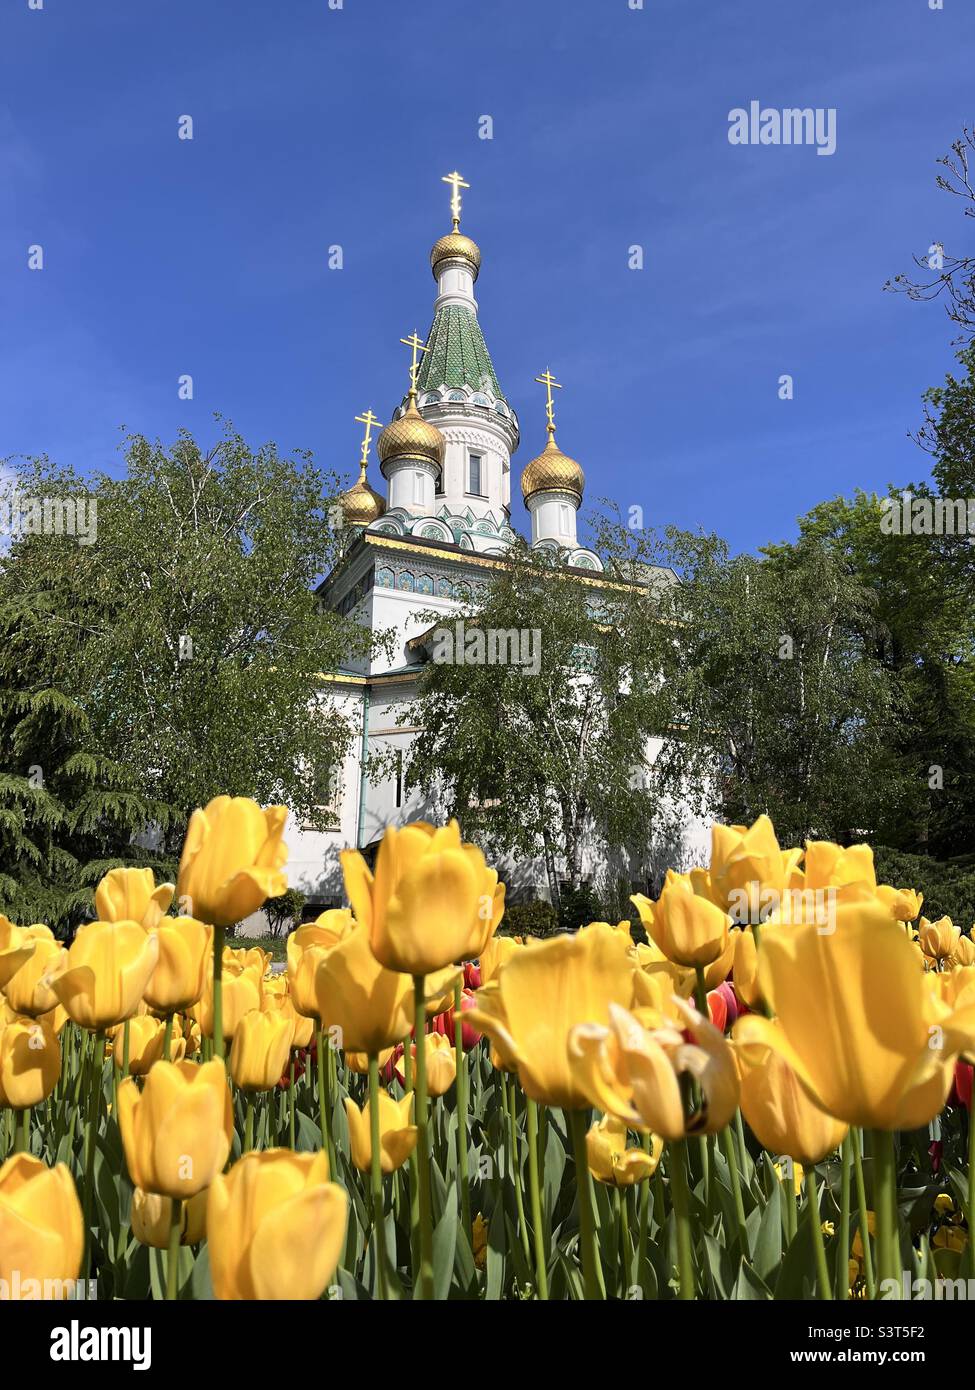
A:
[399, 527, 690, 907]
[664, 529, 903, 846]
[0, 422, 371, 922]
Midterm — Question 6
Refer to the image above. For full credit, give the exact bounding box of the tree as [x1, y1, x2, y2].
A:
[886, 126, 975, 344]
[664, 529, 903, 846]
[399, 526, 691, 907]
[0, 422, 372, 921]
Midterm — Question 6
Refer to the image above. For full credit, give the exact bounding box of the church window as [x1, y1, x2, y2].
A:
[395, 750, 403, 809]
[472, 393, 489, 407]
[494, 401, 508, 417]
[468, 454, 483, 496]
[560, 504, 570, 532]
[434, 466, 444, 495]
[413, 472, 424, 505]
[448, 390, 466, 402]
[421, 391, 441, 406]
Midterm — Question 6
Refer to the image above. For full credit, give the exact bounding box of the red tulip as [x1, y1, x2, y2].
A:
[431, 989, 482, 1051]
[464, 961, 482, 991]
[949, 1060, 973, 1112]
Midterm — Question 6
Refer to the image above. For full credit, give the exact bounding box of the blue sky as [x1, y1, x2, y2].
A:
[1, 0, 971, 554]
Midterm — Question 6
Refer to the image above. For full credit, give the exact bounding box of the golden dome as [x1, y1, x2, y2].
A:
[521, 434, 585, 503]
[339, 468, 386, 526]
[430, 232, 481, 282]
[378, 395, 445, 470]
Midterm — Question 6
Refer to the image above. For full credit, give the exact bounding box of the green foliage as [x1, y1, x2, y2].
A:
[263, 887, 307, 939]
[0, 423, 370, 923]
[501, 900, 559, 938]
[663, 530, 903, 846]
[872, 846, 975, 926]
[556, 882, 608, 934]
[402, 528, 689, 901]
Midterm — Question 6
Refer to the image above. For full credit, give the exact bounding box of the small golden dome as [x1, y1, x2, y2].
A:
[378, 395, 445, 469]
[339, 469, 386, 526]
[430, 232, 481, 282]
[521, 434, 585, 503]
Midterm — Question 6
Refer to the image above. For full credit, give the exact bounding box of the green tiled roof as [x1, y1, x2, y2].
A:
[415, 305, 506, 401]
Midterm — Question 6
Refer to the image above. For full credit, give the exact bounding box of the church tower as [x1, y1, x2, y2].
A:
[392, 172, 520, 554]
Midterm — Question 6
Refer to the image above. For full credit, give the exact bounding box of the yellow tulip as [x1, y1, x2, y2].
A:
[342, 820, 504, 977]
[467, 981, 519, 1073]
[751, 901, 975, 1129]
[286, 911, 353, 1020]
[733, 1014, 848, 1163]
[143, 917, 211, 1015]
[802, 841, 876, 892]
[632, 873, 731, 969]
[113, 1015, 183, 1075]
[0, 1154, 83, 1293]
[412, 1031, 456, 1098]
[192, 955, 263, 1042]
[226, 945, 272, 975]
[569, 998, 740, 1139]
[919, 916, 960, 965]
[344, 1046, 394, 1074]
[467, 923, 635, 1107]
[118, 1058, 233, 1199]
[207, 1149, 347, 1300]
[95, 867, 174, 930]
[262, 981, 315, 1049]
[774, 1159, 804, 1195]
[229, 1008, 294, 1091]
[875, 885, 923, 922]
[345, 1089, 418, 1173]
[479, 934, 521, 985]
[2, 933, 67, 1017]
[586, 1115, 660, 1187]
[131, 1187, 207, 1248]
[952, 933, 975, 969]
[732, 927, 763, 1010]
[177, 796, 289, 928]
[314, 920, 416, 1055]
[50, 920, 159, 1032]
[709, 816, 801, 920]
[0, 1015, 60, 1109]
[0, 917, 43, 990]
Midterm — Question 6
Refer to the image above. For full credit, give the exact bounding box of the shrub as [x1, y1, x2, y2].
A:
[502, 900, 559, 938]
[872, 846, 975, 925]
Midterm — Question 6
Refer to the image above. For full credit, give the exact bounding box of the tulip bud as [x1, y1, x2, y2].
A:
[177, 796, 289, 928]
[118, 1059, 233, 1199]
[95, 867, 174, 930]
[0, 1015, 60, 1108]
[207, 1150, 347, 1300]
[50, 920, 159, 1032]
[345, 1090, 418, 1174]
[230, 1008, 294, 1091]
[0, 1155, 83, 1293]
[131, 1187, 208, 1248]
[143, 917, 211, 1015]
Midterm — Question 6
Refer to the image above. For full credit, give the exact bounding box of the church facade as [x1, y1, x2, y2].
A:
[282, 175, 710, 911]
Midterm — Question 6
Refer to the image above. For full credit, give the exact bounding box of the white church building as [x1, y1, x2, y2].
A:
[282, 175, 710, 911]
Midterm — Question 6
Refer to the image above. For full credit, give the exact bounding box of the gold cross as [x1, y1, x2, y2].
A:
[399, 331, 428, 394]
[535, 368, 563, 435]
[354, 409, 382, 469]
[442, 170, 470, 230]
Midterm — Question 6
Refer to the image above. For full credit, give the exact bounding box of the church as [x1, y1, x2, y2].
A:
[282, 173, 710, 911]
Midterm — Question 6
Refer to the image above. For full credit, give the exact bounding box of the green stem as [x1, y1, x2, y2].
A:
[872, 1128, 899, 1294]
[13, 1107, 29, 1155]
[851, 1128, 876, 1299]
[122, 1019, 131, 1075]
[288, 1058, 296, 1151]
[808, 1165, 832, 1300]
[781, 1162, 797, 1244]
[165, 1198, 182, 1300]
[163, 1013, 174, 1063]
[505, 1075, 532, 1270]
[670, 1138, 695, 1300]
[82, 1032, 104, 1278]
[568, 1107, 605, 1300]
[412, 975, 434, 1300]
[618, 1186, 631, 1295]
[835, 1131, 852, 1298]
[212, 924, 226, 1059]
[244, 1097, 254, 1152]
[368, 1054, 389, 1300]
[316, 1027, 336, 1175]
[721, 1124, 748, 1252]
[637, 1133, 652, 1294]
[526, 1097, 549, 1300]
[453, 981, 472, 1240]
